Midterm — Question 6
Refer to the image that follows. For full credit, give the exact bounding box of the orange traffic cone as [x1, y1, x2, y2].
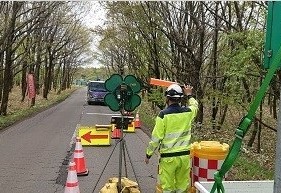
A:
[64, 161, 80, 193]
[134, 112, 141, 128]
[111, 127, 121, 139]
[73, 137, 89, 176]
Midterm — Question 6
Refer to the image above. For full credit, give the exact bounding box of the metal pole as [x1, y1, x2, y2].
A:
[274, 89, 281, 193]
[118, 138, 123, 192]
[118, 109, 124, 193]
[122, 141, 128, 177]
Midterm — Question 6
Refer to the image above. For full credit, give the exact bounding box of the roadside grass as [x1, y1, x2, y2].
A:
[0, 86, 78, 130]
[138, 98, 275, 181]
[230, 155, 274, 180]
[139, 101, 156, 126]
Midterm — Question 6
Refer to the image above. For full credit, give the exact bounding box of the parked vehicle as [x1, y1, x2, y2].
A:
[87, 80, 108, 105]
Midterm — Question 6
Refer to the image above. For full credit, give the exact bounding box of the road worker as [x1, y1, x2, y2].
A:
[145, 83, 198, 193]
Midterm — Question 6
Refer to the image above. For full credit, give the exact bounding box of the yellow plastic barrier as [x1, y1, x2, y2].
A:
[190, 141, 229, 190]
[125, 121, 135, 133]
[191, 141, 229, 160]
[78, 125, 111, 146]
[111, 116, 135, 133]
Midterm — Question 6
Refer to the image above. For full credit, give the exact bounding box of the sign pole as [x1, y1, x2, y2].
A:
[118, 84, 127, 193]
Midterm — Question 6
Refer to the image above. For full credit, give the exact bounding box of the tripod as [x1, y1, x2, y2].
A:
[93, 83, 141, 193]
[92, 113, 140, 193]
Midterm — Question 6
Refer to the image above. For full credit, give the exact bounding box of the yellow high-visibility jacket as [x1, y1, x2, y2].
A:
[146, 97, 198, 158]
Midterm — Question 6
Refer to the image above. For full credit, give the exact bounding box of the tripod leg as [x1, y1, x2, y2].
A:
[118, 139, 123, 193]
[123, 140, 142, 192]
[123, 140, 128, 178]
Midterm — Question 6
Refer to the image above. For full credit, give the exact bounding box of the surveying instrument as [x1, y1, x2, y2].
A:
[101, 74, 142, 192]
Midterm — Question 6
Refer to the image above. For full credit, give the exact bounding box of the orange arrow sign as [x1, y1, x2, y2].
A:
[81, 131, 108, 143]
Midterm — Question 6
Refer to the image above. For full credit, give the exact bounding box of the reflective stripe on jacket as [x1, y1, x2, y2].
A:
[146, 97, 198, 157]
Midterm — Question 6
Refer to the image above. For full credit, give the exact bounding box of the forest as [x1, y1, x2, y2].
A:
[94, 1, 276, 156]
[0, 2, 93, 115]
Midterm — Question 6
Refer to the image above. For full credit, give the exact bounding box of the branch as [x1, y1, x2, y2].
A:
[254, 117, 277, 132]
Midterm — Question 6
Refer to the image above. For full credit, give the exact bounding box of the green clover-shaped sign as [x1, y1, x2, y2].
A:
[104, 74, 142, 112]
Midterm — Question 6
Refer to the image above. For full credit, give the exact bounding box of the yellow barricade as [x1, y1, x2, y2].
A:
[78, 125, 111, 146]
[125, 121, 135, 133]
[111, 116, 135, 133]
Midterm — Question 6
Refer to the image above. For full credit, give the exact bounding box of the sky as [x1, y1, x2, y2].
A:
[84, 1, 106, 28]
[83, 1, 107, 68]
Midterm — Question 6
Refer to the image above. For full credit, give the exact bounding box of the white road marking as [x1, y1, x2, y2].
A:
[70, 124, 80, 147]
[85, 113, 121, 116]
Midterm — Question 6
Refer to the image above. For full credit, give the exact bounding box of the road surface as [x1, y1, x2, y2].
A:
[0, 87, 158, 193]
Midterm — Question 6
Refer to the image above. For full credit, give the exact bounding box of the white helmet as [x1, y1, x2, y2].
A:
[165, 84, 183, 98]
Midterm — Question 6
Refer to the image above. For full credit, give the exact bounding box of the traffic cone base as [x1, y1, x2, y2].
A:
[74, 137, 89, 176]
[134, 112, 141, 128]
[77, 168, 89, 176]
[111, 128, 121, 139]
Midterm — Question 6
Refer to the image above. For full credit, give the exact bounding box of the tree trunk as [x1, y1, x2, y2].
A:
[21, 61, 27, 102]
[0, 51, 4, 101]
[212, 1, 219, 130]
[272, 77, 279, 119]
[248, 77, 263, 149]
[0, 2, 21, 115]
[248, 119, 258, 147]
[65, 66, 70, 89]
[43, 54, 49, 99]
[43, 49, 53, 99]
[257, 108, 262, 153]
[242, 77, 251, 103]
[61, 62, 67, 91]
[217, 104, 228, 130]
[57, 62, 65, 95]
[257, 77, 263, 153]
[34, 63, 40, 95]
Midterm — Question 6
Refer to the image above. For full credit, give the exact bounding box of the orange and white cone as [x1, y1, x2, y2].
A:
[64, 161, 80, 193]
[73, 137, 89, 176]
[134, 112, 141, 128]
[111, 127, 121, 139]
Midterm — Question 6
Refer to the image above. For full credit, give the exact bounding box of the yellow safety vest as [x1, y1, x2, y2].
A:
[146, 97, 198, 157]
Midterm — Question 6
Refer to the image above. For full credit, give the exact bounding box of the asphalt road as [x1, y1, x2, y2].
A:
[0, 87, 158, 193]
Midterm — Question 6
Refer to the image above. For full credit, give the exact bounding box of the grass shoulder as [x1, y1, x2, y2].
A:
[0, 86, 79, 130]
